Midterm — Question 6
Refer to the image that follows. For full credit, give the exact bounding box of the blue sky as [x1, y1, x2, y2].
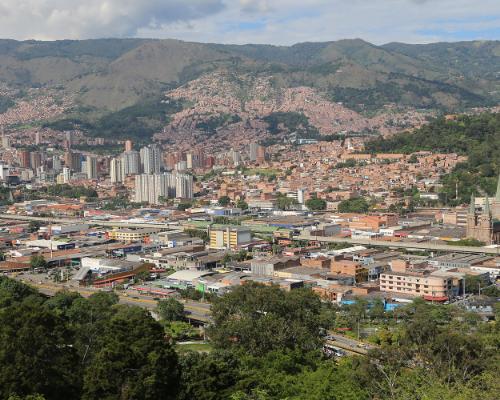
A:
[0, 0, 498, 44]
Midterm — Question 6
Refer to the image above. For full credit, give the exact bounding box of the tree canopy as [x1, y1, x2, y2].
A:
[338, 197, 370, 213]
[0, 277, 498, 400]
[208, 283, 324, 356]
[305, 197, 327, 211]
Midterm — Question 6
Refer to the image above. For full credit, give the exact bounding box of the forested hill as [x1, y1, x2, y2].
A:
[365, 113, 500, 203]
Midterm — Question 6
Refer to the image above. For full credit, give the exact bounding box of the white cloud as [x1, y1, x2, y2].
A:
[0, 0, 498, 44]
[0, 0, 225, 40]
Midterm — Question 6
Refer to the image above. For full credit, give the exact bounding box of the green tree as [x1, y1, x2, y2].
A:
[218, 196, 231, 206]
[28, 221, 41, 233]
[29, 255, 47, 270]
[0, 276, 38, 307]
[271, 244, 282, 255]
[276, 194, 298, 211]
[66, 292, 120, 365]
[464, 274, 487, 295]
[237, 199, 249, 210]
[408, 154, 418, 163]
[305, 197, 327, 211]
[480, 285, 500, 297]
[178, 351, 240, 400]
[185, 228, 209, 243]
[344, 297, 368, 339]
[369, 298, 386, 322]
[209, 284, 324, 356]
[82, 306, 179, 400]
[178, 202, 193, 211]
[164, 321, 197, 341]
[135, 270, 151, 283]
[0, 299, 81, 400]
[157, 298, 185, 322]
[338, 197, 370, 213]
[45, 290, 82, 317]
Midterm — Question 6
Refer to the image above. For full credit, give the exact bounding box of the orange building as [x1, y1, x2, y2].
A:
[330, 259, 368, 282]
[348, 214, 399, 231]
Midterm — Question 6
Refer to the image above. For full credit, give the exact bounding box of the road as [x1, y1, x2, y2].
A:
[326, 333, 375, 355]
[298, 233, 500, 255]
[15, 273, 212, 323]
[14, 274, 377, 354]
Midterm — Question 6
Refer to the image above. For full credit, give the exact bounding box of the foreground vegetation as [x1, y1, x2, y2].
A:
[0, 277, 498, 400]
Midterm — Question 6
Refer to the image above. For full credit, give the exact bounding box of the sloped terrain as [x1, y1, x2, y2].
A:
[0, 38, 498, 140]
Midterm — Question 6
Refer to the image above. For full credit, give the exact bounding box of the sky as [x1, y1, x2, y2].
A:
[0, 0, 498, 45]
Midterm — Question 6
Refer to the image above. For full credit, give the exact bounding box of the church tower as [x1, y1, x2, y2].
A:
[477, 197, 493, 243]
[466, 193, 494, 244]
[492, 172, 500, 219]
[466, 193, 476, 238]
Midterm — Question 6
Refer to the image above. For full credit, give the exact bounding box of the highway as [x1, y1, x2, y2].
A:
[15, 276, 212, 323]
[298, 233, 500, 255]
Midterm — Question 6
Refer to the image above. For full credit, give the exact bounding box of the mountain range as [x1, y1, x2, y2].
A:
[0, 38, 499, 141]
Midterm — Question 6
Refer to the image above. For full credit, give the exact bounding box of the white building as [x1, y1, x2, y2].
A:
[134, 174, 169, 204]
[86, 156, 97, 180]
[110, 157, 123, 183]
[0, 164, 9, 180]
[62, 167, 71, 183]
[175, 173, 193, 199]
[140, 145, 161, 174]
[121, 150, 140, 176]
[249, 142, 258, 161]
[52, 156, 62, 172]
[134, 172, 193, 204]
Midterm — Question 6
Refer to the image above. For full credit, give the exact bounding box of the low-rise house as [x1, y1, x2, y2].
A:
[251, 256, 301, 276]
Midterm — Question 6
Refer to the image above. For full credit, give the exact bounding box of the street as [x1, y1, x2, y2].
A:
[13, 271, 212, 322]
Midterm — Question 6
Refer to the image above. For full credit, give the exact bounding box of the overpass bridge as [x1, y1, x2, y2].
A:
[298, 234, 500, 255]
